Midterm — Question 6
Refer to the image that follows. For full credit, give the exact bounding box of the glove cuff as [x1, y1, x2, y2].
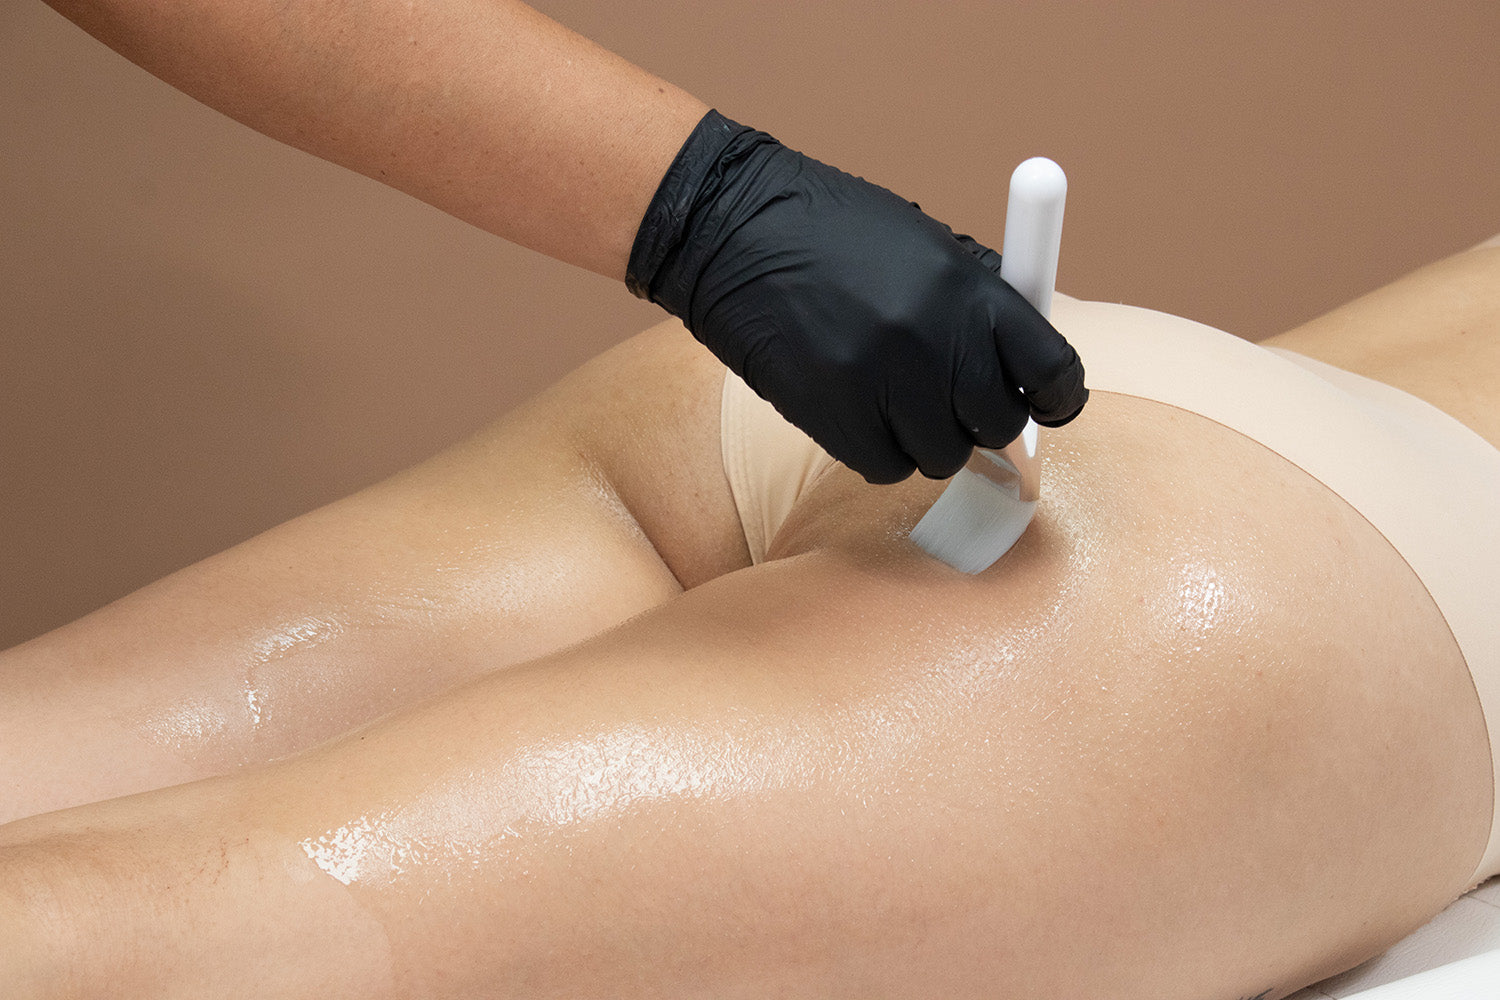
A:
[627, 110, 789, 323]
[626, 110, 742, 302]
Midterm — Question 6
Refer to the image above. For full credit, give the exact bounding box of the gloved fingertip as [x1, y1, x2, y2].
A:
[915, 455, 971, 481]
[1031, 385, 1089, 427]
[1029, 376, 1089, 427]
[1014, 341, 1088, 427]
[856, 455, 918, 486]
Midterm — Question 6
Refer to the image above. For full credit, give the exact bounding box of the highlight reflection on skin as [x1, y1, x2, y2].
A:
[299, 719, 826, 890]
[1172, 561, 1230, 642]
[248, 614, 347, 665]
[138, 694, 232, 755]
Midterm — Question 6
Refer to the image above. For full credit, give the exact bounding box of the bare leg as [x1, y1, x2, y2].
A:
[1, 385, 1486, 1000]
[0, 320, 745, 823]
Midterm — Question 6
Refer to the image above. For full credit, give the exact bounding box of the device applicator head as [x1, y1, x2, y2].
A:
[909, 421, 1039, 573]
[909, 157, 1066, 573]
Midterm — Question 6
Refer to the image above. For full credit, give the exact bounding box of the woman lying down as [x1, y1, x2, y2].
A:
[3, 240, 1499, 999]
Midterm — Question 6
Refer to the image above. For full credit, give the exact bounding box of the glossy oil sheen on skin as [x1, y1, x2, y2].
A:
[297, 716, 825, 890]
[139, 612, 348, 761]
[289, 391, 1483, 997]
[138, 692, 233, 755]
[243, 614, 350, 718]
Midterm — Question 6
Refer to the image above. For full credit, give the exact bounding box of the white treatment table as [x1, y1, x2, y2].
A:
[1289, 877, 1500, 998]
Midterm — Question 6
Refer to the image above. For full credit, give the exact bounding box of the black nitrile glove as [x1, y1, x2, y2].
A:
[627, 110, 1088, 484]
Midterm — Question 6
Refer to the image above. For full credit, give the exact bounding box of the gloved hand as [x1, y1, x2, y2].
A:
[626, 110, 1088, 484]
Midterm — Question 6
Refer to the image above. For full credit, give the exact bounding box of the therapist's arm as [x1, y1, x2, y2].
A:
[42, 0, 707, 280]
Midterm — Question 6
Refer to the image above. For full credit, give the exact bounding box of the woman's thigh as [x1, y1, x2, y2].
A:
[7, 392, 1488, 1000]
[0, 318, 743, 823]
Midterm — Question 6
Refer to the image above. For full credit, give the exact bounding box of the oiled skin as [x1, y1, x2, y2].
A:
[3, 248, 1499, 998]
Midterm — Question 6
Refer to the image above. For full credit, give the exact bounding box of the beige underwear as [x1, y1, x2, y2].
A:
[720, 296, 1500, 885]
[719, 368, 838, 563]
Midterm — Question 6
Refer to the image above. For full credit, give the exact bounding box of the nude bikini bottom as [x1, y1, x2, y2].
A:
[720, 296, 1500, 885]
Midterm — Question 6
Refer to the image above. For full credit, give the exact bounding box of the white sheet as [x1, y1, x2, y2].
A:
[1290, 877, 1500, 998]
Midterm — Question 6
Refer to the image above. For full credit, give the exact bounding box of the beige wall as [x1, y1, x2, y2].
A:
[3, 1, 1498, 648]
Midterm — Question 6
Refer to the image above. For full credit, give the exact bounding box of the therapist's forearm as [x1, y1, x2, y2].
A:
[42, 0, 709, 280]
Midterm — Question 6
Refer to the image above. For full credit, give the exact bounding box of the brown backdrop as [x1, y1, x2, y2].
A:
[3, 1, 1498, 648]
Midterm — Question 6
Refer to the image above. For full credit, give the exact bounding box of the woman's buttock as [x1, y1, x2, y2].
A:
[714, 294, 1499, 898]
[738, 387, 1493, 967]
